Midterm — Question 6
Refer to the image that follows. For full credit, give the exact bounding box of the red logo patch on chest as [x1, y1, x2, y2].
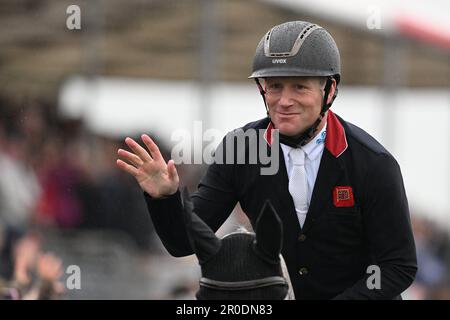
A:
[333, 186, 354, 207]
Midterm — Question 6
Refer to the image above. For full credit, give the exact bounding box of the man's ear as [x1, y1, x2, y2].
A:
[326, 78, 337, 105]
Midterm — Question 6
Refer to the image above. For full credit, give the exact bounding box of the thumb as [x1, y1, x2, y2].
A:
[167, 159, 179, 181]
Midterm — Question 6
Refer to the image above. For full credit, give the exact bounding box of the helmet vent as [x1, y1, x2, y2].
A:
[264, 24, 321, 58]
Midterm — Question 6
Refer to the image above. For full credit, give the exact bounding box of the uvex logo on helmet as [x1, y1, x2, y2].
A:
[272, 59, 286, 64]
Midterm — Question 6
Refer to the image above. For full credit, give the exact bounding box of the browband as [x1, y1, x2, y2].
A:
[199, 276, 287, 291]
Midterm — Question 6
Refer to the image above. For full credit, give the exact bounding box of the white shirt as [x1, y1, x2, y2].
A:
[281, 123, 327, 210]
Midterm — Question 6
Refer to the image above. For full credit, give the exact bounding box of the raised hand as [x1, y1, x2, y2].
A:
[36, 253, 63, 282]
[13, 235, 41, 286]
[116, 134, 179, 198]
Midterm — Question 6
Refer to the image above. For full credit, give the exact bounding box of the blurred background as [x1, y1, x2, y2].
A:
[0, 0, 449, 299]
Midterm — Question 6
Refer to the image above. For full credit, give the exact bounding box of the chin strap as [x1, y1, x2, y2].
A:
[255, 77, 337, 148]
[254, 78, 269, 116]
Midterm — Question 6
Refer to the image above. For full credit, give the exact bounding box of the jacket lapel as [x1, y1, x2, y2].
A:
[301, 111, 348, 233]
[264, 143, 301, 237]
[301, 149, 345, 233]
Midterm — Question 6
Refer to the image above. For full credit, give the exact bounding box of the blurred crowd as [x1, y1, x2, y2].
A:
[0, 96, 179, 299]
[406, 215, 450, 299]
[1, 96, 450, 299]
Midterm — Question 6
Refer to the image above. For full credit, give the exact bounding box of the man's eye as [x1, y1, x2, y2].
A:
[267, 84, 282, 92]
[294, 84, 305, 90]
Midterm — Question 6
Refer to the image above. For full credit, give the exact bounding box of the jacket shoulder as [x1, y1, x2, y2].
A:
[339, 117, 392, 158]
[239, 117, 270, 132]
[222, 117, 270, 141]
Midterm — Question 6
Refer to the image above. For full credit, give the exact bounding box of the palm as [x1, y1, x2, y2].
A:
[137, 160, 176, 197]
[117, 135, 179, 198]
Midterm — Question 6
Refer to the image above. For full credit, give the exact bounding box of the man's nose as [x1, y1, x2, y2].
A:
[278, 88, 295, 107]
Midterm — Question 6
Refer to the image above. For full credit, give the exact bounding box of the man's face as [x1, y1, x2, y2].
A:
[265, 77, 331, 136]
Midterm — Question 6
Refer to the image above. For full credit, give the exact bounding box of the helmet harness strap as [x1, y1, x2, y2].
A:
[254, 78, 269, 116]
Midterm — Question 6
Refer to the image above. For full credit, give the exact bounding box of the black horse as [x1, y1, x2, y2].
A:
[182, 190, 294, 300]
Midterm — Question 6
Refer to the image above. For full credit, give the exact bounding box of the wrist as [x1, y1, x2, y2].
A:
[145, 189, 179, 200]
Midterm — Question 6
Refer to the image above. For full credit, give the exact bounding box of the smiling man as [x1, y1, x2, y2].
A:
[264, 77, 333, 137]
[117, 21, 417, 299]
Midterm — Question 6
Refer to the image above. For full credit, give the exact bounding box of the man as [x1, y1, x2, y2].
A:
[116, 21, 417, 299]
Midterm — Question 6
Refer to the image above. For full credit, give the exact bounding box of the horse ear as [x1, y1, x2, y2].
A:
[254, 199, 283, 264]
[181, 188, 221, 264]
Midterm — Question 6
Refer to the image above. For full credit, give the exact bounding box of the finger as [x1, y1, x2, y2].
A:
[125, 137, 152, 162]
[141, 134, 163, 161]
[116, 159, 138, 177]
[118, 149, 144, 167]
[167, 159, 179, 181]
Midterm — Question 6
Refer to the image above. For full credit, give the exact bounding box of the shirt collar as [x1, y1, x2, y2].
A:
[280, 123, 327, 162]
[265, 110, 347, 158]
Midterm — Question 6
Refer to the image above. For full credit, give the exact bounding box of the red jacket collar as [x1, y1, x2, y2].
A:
[263, 121, 275, 146]
[325, 110, 348, 158]
[263, 110, 348, 158]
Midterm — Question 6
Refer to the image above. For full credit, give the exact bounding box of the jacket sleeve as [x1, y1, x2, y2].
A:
[333, 154, 417, 299]
[144, 136, 238, 257]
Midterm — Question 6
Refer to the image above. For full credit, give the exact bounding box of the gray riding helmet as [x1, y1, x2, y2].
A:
[249, 21, 341, 83]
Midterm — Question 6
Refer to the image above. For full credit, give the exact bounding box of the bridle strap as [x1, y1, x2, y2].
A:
[199, 276, 287, 291]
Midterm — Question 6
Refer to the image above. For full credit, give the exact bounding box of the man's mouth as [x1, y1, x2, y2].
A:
[277, 112, 299, 116]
